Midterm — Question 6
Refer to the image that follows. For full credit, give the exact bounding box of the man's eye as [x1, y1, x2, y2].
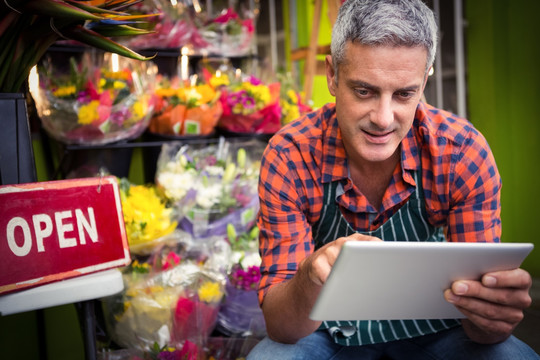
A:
[397, 91, 414, 99]
[355, 89, 370, 97]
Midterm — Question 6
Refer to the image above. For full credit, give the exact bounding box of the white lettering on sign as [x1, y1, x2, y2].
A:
[76, 207, 98, 245]
[33, 214, 53, 252]
[7, 217, 32, 256]
[5, 207, 99, 256]
[56, 210, 76, 248]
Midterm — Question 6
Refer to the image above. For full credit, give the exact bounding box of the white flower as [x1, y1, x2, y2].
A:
[205, 165, 225, 177]
[195, 183, 223, 209]
[156, 171, 196, 201]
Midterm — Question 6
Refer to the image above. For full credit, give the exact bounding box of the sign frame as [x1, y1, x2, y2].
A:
[0, 176, 130, 295]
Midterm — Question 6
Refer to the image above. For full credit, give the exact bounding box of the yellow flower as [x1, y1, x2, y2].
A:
[78, 100, 100, 124]
[195, 84, 216, 105]
[121, 184, 177, 247]
[287, 89, 299, 104]
[113, 80, 126, 90]
[99, 78, 106, 91]
[245, 83, 271, 107]
[156, 87, 177, 98]
[132, 99, 146, 120]
[102, 69, 130, 81]
[198, 281, 223, 303]
[210, 74, 230, 88]
[53, 85, 76, 98]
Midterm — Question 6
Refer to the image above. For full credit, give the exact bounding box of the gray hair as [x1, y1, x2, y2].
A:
[331, 0, 438, 75]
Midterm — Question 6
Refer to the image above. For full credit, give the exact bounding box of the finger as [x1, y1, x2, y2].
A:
[347, 233, 383, 242]
[482, 268, 532, 289]
[450, 279, 532, 309]
[444, 289, 525, 325]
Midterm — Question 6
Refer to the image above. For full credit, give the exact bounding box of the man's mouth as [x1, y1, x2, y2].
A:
[362, 129, 393, 144]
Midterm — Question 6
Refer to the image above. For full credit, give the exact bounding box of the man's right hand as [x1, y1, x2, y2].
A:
[302, 233, 382, 287]
[262, 233, 382, 344]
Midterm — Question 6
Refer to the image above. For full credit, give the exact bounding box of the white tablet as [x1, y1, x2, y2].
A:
[309, 241, 534, 321]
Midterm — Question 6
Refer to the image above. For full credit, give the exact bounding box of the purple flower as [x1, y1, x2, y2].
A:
[230, 265, 261, 291]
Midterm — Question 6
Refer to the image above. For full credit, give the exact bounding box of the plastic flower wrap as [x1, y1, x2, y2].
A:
[190, 7, 255, 57]
[122, 0, 194, 50]
[119, 179, 179, 256]
[216, 73, 281, 134]
[216, 225, 265, 337]
[155, 138, 265, 239]
[102, 236, 228, 351]
[148, 75, 222, 136]
[30, 52, 156, 145]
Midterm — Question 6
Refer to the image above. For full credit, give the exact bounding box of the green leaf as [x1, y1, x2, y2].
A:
[22, 0, 104, 22]
[90, 23, 154, 37]
[61, 24, 154, 61]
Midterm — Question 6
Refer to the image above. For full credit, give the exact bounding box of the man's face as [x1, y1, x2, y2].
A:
[326, 43, 428, 167]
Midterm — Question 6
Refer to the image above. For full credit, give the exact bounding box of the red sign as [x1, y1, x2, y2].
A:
[0, 177, 130, 294]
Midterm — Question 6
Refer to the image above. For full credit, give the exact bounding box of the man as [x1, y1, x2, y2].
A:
[247, 0, 538, 359]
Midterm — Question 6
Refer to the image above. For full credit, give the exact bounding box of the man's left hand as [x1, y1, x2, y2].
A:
[444, 268, 532, 344]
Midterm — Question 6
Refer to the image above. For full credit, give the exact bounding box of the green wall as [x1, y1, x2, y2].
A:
[466, 0, 540, 276]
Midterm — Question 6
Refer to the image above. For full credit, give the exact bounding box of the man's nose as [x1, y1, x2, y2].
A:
[371, 96, 394, 129]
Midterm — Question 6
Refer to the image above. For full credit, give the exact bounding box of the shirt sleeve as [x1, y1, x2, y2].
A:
[446, 130, 502, 243]
[256, 143, 314, 305]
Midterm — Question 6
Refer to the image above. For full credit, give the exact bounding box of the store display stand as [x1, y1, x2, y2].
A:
[0, 93, 124, 360]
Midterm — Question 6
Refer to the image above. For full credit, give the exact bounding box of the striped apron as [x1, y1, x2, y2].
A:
[312, 169, 461, 346]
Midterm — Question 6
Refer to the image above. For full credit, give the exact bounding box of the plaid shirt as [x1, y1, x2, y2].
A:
[257, 102, 502, 304]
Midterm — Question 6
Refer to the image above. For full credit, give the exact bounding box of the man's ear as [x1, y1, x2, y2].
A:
[422, 67, 431, 91]
[326, 55, 337, 96]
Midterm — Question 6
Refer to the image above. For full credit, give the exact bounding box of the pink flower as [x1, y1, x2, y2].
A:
[242, 18, 255, 33]
[162, 251, 181, 270]
[213, 8, 239, 24]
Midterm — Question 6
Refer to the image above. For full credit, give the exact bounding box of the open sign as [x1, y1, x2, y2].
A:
[0, 177, 130, 294]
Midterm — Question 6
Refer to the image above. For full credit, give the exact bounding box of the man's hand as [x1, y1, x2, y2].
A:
[301, 233, 382, 287]
[262, 233, 381, 344]
[444, 268, 532, 344]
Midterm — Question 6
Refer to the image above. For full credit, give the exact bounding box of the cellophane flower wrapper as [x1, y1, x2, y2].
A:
[190, 7, 256, 57]
[30, 52, 157, 145]
[149, 75, 223, 136]
[102, 235, 229, 351]
[217, 76, 282, 135]
[155, 138, 265, 239]
[121, 0, 194, 50]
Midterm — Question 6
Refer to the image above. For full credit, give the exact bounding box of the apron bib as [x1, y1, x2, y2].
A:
[312, 169, 460, 346]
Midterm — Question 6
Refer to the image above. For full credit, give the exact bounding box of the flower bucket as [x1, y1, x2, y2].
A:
[149, 101, 222, 137]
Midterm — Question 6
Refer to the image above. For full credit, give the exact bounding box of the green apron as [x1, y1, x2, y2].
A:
[312, 169, 460, 346]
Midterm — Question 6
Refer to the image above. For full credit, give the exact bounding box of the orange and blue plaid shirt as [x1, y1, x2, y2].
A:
[257, 102, 502, 304]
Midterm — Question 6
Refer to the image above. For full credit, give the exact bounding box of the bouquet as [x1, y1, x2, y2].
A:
[216, 225, 265, 337]
[191, 7, 256, 57]
[102, 237, 228, 351]
[155, 138, 265, 239]
[216, 74, 281, 135]
[119, 178, 179, 256]
[148, 75, 222, 136]
[30, 52, 156, 145]
[121, 0, 194, 50]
